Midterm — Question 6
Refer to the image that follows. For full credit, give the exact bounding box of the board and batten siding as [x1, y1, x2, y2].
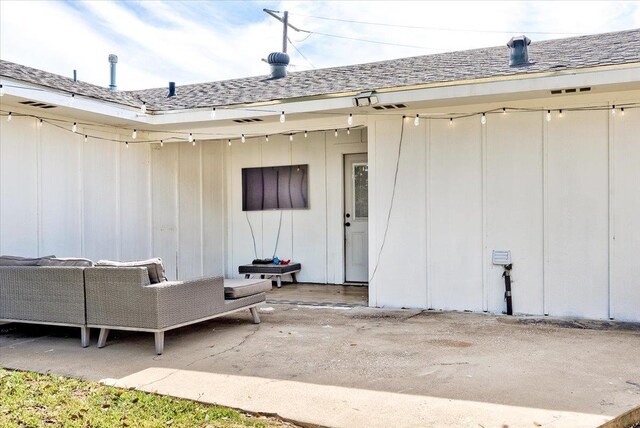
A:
[368, 98, 639, 321]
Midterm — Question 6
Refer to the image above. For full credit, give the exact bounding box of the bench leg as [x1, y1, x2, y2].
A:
[244, 274, 250, 279]
[276, 276, 282, 288]
[97, 328, 109, 348]
[80, 326, 90, 348]
[292, 272, 298, 284]
[250, 307, 260, 324]
[155, 332, 165, 355]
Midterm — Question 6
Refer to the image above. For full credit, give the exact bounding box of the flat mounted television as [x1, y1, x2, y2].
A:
[242, 164, 308, 211]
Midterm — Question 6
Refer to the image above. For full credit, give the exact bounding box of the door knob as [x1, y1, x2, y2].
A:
[345, 222, 351, 227]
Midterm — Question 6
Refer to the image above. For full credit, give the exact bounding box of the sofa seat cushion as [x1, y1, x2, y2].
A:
[37, 257, 94, 267]
[224, 278, 272, 299]
[0, 255, 56, 266]
[96, 258, 167, 284]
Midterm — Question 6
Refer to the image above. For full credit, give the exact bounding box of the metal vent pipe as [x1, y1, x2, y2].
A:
[108, 54, 118, 91]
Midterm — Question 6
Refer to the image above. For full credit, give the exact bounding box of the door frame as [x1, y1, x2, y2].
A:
[343, 153, 369, 284]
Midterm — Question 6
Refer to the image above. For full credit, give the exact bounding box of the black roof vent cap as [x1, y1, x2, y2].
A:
[507, 35, 531, 66]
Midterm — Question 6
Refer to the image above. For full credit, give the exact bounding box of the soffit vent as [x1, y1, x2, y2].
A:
[19, 100, 57, 109]
[550, 87, 591, 95]
[232, 118, 264, 123]
[372, 103, 408, 110]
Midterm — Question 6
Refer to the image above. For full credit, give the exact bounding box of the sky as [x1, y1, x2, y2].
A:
[1, 0, 639, 90]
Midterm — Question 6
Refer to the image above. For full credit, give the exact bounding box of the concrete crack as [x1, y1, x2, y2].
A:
[185, 327, 260, 368]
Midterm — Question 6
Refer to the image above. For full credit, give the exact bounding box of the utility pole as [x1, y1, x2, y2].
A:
[263, 9, 307, 53]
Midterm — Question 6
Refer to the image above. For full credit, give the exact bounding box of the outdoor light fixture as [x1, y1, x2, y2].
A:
[621, 107, 625, 116]
[241, 134, 246, 143]
[334, 129, 338, 137]
[211, 108, 216, 119]
[546, 110, 552, 122]
[188, 133, 193, 143]
[38, 119, 43, 128]
[280, 111, 285, 123]
[304, 130, 308, 138]
[449, 118, 453, 126]
[125, 141, 129, 148]
[289, 134, 293, 141]
[481, 113, 486, 125]
[132, 129, 137, 139]
[84, 135, 88, 143]
[160, 140, 164, 147]
[192, 138, 196, 146]
[228, 139, 231, 146]
[72, 122, 77, 133]
[414, 114, 420, 126]
[352, 91, 378, 107]
[265, 135, 269, 142]
[348, 113, 353, 126]
[347, 128, 351, 135]
[559, 109, 564, 118]
[611, 105, 616, 116]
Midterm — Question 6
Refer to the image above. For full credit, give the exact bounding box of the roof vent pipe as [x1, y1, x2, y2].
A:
[108, 54, 118, 91]
[507, 36, 531, 66]
[73, 70, 77, 82]
[267, 52, 290, 79]
[168, 82, 176, 97]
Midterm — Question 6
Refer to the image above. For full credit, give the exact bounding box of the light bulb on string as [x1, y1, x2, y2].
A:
[414, 114, 420, 126]
[304, 130, 308, 138]
[211, 108, 216, 119]
[241, 134, 246, 143]
[611, 105, 616, 116]
[7, 112, 12, 122]
[481, 113, 486, 125]
[546, 110, 552, 122]
[347, 128, 350, 135]
[348, 113, 353, 126]
[84, 135, 88, 143]
[72, 122, 77, 133]
[38, 119, 43, 128]
[621, 107, 625, 116]
[132, 129, 137, 139]
[265, 135, 269, 143]
[69, 94, 75, 106]
[558, 109, 563, 118]
[334, 129, 338, 137]
[125, 141, 129, 148]
[289, 134, 293, 141]
[140, 102, 146, 114]
[188, 133, 193, 143]
[192, 138, 196, 147]
[449, 118, 453, 126]
[0, 84, 4, 96]
[228, 139, 231, 147]
[280, 111, 285, 123]
[502, 108, 507, 115]
[160, 140, 164, 147]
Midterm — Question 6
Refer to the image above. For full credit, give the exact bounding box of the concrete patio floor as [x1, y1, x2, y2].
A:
[1, 299, 639, 427]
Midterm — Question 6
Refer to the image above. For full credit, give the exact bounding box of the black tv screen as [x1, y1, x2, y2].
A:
[242, 165, 308, 211]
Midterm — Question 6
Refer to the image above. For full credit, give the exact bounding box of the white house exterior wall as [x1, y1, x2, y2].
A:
[367, 92, 640, 321]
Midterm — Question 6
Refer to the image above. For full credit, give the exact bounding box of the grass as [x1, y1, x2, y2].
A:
[0, 369, 293, 428]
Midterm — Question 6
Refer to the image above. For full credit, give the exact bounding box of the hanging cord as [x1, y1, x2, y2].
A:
[272, 210, 283, 259]
[245, 211, 258, 260]
[368, 116, 405, 283]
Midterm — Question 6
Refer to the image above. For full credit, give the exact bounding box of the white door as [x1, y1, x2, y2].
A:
[344, 153, 369, 283]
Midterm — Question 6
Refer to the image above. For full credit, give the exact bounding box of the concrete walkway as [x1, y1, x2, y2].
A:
[2, 304, 640, 427]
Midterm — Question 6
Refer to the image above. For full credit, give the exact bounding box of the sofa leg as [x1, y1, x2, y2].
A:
[155, 332, 165, 355]
[80, 327, 90, 348]
[97, 328, 110, 348]
[249, 307, 260, 324]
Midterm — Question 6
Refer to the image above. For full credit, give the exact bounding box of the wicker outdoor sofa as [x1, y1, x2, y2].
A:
[85, 268, 270, 354]
[0, 256, 271, 354]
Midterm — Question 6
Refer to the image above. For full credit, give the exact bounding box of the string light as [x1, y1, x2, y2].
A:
[414, 114, 420, 126]
[289, 134, 294, 141]
[304, 130, 308, 138]
[348, 113, 353, 126]
[558, 109, 563, 118]
[334, 129, 338, 137]
[7, 112, 11, 121]
[72, 122, 77, 132]
[0, 84, 4, 97]
[84, 135, 88, 143]
[69, 94, 75, 106]
[125, 141, 129, 148]
[192, 138, 196, 146]
[449, 118, 453, 126]
[502, 107, 507, 115]
[611, 105, 616, 116]
[38, 119, 43, 128]
[481, 113, 486, 125]
[280, 111, 285, 123]
[546, 110, 552, 122]
[132, 129, 137, 139]
[621, 107, 625, 116]
[160, 140, 164, 147]
[265, 135, 269, 143]
[228, 139, 231, 146]
[188, 133, 193, 143]
[211, 108, 216, 119]
[347, 128, 350, 135]
[140, 102, 146, 114]
[241, 134, 245, 143]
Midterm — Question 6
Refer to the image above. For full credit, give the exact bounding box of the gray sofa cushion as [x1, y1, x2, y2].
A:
[37, 257, 94, 267]
[96, 258, 167, 284]
[224, 278, 272, 299]
[0, 255, 55, 266]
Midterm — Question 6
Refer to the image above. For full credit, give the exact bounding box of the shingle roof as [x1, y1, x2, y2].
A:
[2, 29, 639, 112]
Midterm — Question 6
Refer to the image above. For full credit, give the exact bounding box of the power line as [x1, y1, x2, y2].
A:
[288, 37, 315, 68]
[289, 12, 585, 36]
[308, 30, 438, 50]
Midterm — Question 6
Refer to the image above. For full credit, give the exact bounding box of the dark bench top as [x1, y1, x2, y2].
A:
[238, 263, 301, 275]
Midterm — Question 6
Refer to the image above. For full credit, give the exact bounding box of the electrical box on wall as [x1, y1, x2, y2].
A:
[492, 250, 511, 265]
